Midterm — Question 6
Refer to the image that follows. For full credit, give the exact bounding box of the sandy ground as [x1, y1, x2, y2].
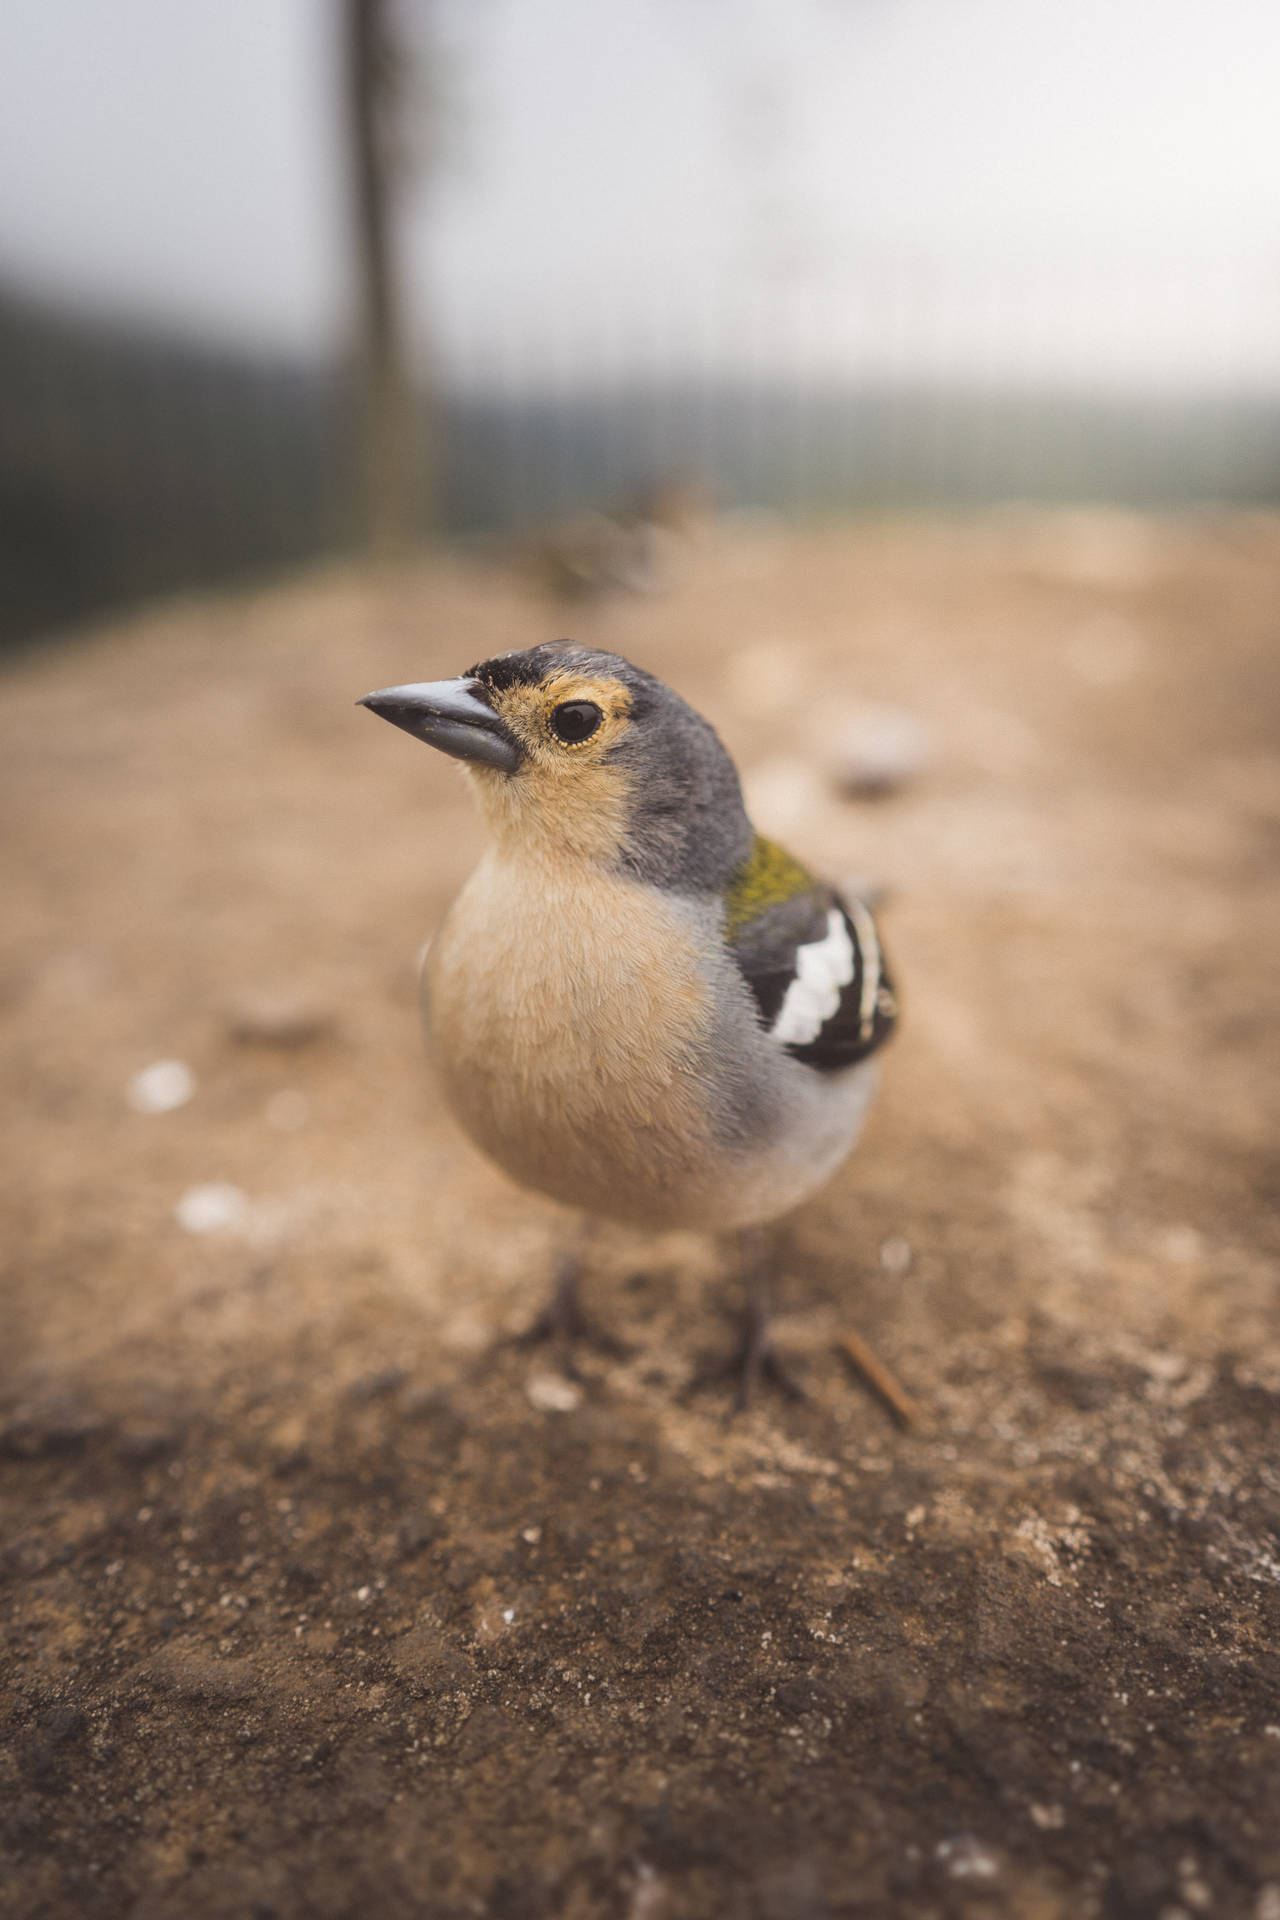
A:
[2, 513, 1280, 1920]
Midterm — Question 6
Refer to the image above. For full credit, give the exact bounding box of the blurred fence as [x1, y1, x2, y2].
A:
[3, 265, 1280, 645]
[0, 291, 354, 643]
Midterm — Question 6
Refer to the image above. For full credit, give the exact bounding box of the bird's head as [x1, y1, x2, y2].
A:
[360, 642, 751, 889]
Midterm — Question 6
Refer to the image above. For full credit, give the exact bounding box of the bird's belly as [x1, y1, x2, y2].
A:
[424, 862, 717, 1224]
[424, 858, 875, 1230]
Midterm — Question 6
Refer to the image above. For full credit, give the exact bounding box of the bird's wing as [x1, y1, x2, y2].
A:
[724, 834, 898, 1071]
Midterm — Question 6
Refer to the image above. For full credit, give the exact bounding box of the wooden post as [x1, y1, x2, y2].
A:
[343, 0, 424, 553]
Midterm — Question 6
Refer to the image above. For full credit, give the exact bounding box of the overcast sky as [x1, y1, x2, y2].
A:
[1, 0, 1278, 384]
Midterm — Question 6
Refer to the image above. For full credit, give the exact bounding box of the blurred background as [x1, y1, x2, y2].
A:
[6, 12, 1280, 1906]
[3, 0, 1280, 644]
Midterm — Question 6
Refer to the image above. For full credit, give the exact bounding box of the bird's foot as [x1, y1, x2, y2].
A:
[512, 1295, 629, 1375]
[684, 1229, 807, 1412]
[686, 1304, 807, 1413]
[733, 1317, 808, 1411]
[502, 1249, 629, 1381]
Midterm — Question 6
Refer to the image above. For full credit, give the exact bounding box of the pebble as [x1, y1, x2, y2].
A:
[525, 1372, 583, 1414]
[879, 1236, 913, 1276]
[936, 1835, 1001, 1880]
[741, 757, 822, 837]
[226, 993, 333, 1049]
[828, 705, 932, 800]
[175, 1183, 249, 1235]
[127, 1059, 195, 1114]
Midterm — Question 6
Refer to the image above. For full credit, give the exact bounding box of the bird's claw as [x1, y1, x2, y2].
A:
[685, 1319, 807, 1412]
[509, 1297, 630, 1376]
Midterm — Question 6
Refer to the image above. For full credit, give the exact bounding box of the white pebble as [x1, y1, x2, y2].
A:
[175, 1183, 248, 1235]
[127, 1059, 195, 1114]
[828, 705, 932, 799]
[880, 1236, 913, 1276]
[936, 1836, 1000, 1880]
[525, 1372, 582, 1414]
[741, 757, 822, 837]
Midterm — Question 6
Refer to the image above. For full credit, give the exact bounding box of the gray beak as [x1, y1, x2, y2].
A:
[358, 678, 522, 774]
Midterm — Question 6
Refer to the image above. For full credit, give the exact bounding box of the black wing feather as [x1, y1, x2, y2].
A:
[728, 885, 898, 1072]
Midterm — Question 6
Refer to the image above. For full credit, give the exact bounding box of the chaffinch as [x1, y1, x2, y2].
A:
[360, 642, 901, 1407]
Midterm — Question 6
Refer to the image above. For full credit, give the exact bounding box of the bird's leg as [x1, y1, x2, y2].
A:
[735, 1228, 807, 1409]
[686, 1229, 807, 1410]
[513, 1218, 628, 1370]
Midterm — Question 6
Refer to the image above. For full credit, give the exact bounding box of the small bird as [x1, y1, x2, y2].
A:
[360, 643, 899, 1406]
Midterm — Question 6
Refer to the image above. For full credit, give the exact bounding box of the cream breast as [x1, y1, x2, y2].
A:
[425, 850, 723, 1221]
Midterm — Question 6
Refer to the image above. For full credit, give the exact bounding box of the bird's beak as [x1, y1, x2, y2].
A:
[357, 678, 522, 774]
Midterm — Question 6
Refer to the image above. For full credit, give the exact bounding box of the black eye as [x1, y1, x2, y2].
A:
[550, 700, 603, 744]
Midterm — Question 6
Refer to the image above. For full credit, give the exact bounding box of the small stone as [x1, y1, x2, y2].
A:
[937, 1835, 1000, 1880]
[226, 993, 333, 1049]
[175, 1183, 249, 1235]
[127, 1059, 195, 1114]
[828, 705, 931, 800]
[628, 1861, 666, 1920]
[879, 1236, 913, 1276]
[741, 757, 822, 837]
[525, 1372, 582, 1414]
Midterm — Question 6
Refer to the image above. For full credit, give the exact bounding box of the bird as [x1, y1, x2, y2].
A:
[359, 641, 901, 1408]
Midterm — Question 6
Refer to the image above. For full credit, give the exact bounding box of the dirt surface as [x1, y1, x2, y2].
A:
[3, 514, 1280, 1919]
